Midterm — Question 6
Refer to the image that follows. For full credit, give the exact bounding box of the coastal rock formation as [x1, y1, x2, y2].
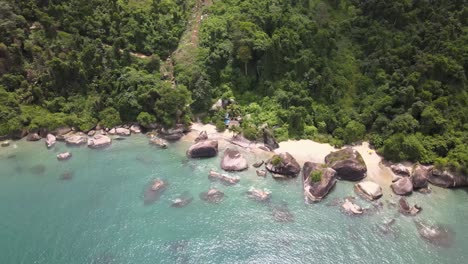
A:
[415, 220, 455, 248]
[149, 137, 168, 148]
[246, 187, 271, 202]
[391, 177, 413, 195]
[187, 140, 218, 158]
[265, 152, 301, 177]
[199, 188, 224, 204]
[208, 170, 240, 185]
[115, 128, 131, 136]
[325, 148, 367, 181]
[45, 134, 56, 148]
[262, 128, 279, 150]
[65, 133, 87, 145]
[108, 128, 116, 135]
[427, 168, 468, 188]
[253, 160, 264, 168]
[130, 125, 141, 134]
[57, 152, 72, 161]
[1, 141, 10, 147]
[342, 199, 363, 215]
[144, 179, 168, 205]
[302, 162, 337, 202]
[159, 127, 184, 141]
[87, 130, 96, 136]
[391, 164, 411, 177]
[256, 170, 267, 177]
[52, 127, 72, 140]
[27, 132, 41, 141]
[194, 130, 208, 143]
[398, 198, 421, 216]
[411, 164, 430, 189]
[88, 135, 112, 148]
[355, 181, 383, 201]
[221, 148, 248, 171]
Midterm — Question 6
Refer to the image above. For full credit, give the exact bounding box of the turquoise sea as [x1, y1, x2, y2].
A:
[0, 135, 467, 264]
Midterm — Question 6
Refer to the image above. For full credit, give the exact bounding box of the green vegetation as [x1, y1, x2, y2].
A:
[0, 0, 466, 174]
[271, 155, 282, 166]
[310, 170, 323, 183]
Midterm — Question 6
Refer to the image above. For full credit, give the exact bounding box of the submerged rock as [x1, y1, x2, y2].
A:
[302, 162, 337, 202]
[208, 170, 240, 185]
[325, 148, 367, 181]
[391, 177, 413, 195]
[57, 152, 72, 161]
[246, 187, 271, 202]
[88, 135, 112, 149]
[194, 130, 208, 143]
[220, 148, 248, 171]
[30, 164, 46, 175]
[253, 160, 264, 168]
[427, 168, 468, 188]
[256, 170, 267, 177]
[415, 220, 455, 248]
[171, 193, 193, 208]
[265, 152, 301, 177]
[45, 134, 56, 148]
[60, 171, 73, 180]
[199, 188, 224, 204]
[355, 181, 383, 201]
[149, 137, 168, 148]
[270, 203, 294, 223]
[144, 179, 168, 205]
[342, 199, 363, 215]
[187, 140, 218, 158]
[411, 164, 430, 189]
[391, 164, 410, 177]
[27, 133, 41, 141]
[398, 198, 421, 216]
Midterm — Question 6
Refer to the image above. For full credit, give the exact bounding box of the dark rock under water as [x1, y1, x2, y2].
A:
[30, 164, 46, 175]
[270, 202, 294, 223]
[143, 180, 168, 205]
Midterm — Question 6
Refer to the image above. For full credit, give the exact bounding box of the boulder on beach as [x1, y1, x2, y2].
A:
[65, 133, 87, 145]
[302, 162, 337, 202]
[45, 134, 56, 148]
[130, 125, 141, 134]
[1, 141, 10, 147]
[27, 132, 41, 141]
[57, 152, 72, 161]
[159, 127, 184, 141]
[412, 164, 430, 189]
[256, 170, 267, 177]
[325, 148, 367, 181]
[88, 135, 112, 148]
[398, 198, 421, 216]
[427, 168, 468, 188]
[115, 128, 131, 136]
[355, 181, 383, 201]
[265, 152, 301, 177]
[391, 163, 411, 177]
[221, 148, 248, 171]
[199, 188, 224, 204]
[187, 140, 218, 158]
[194, 130, 208, 143]
[391, 177, 413, 195]
[149, 137, 168, 148]
[262, 128, 279, 150]
[342, 198, 363, 215]
[208, 170, 240, 185]
[253, 160, 264, 168]
[415, 220, 455, 248]
[246, 187, 271, 202]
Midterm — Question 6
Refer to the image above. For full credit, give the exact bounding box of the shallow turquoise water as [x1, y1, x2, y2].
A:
[0, 136, 467, 264]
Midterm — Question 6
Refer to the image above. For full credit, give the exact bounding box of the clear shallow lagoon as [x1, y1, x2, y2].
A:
[0, 136, 467, 264]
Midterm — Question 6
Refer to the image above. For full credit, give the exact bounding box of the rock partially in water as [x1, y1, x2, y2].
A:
[65, 133, 87, 146]
[303, 162, 337, 202]
[342, 199, 363, 215]
[60, 171, 74, 180]
[88, 135, 112, 149]
[199, 188, 224, 204]
[246, 187, 271, 202]
[253, 160, 264, 168]
[220, 148, 248, 171]
[57, 152, 72, 161]
[45, 134, 56, 148]
[27, 132, 41, 141]
[270, 203, 294, 223]
[144, 179, 168, 205]
[130, 125, 141, 134]
[1, 141, 10, 147]
[208, 170, 240, 185]
[187, 140, 218, 158]
[194, 130, 208, 143]
[412, 164, 430, 189]
[256, 169, 267, 177]
[355, 181, 383, 201]
[415, 220, 455, 248]
[398, 198, 421, 216]
[391, 177, 413, 195]
[159, 127, 184, 141]
[265, 152, 301, 178]
[391, 163, 410, 177]
[325, 148, 367, 181]
[427, 168, 468, 188]
[115, 127, 131, 136]
[149, 137, 168, 148]
[30, 164, 46, 175]
[171, 193, 193, 208]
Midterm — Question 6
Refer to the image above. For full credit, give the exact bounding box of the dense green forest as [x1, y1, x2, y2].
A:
[0, 0, 466, 174]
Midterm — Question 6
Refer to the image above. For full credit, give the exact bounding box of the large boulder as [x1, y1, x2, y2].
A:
[53, 126, 73, 141]
[159, 127, 184, 141]
[115, 127, 131, 136]
[187, 140, 218, 158]
[45, 134, 56, 148]
[88, 135, 112, 149]
[265, 152, 301, 177]
[65, 133, 87, 145]
[221, 148, 248, 171]
[325, 148, 367, 181]
[194, 130, 208, 143]
[302, 162, 337, 202]
[26, 132, 41, 141]
[391, 177, 413, 195]
[130, 125, 141, 134]
[412, 164, 430, 189]
[355, 181, 383, 201]
[427, 168, 468, 188]
[57, 152, 72, 161]
[391, 164, 411, 177]
[262, 128, 279, 150]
